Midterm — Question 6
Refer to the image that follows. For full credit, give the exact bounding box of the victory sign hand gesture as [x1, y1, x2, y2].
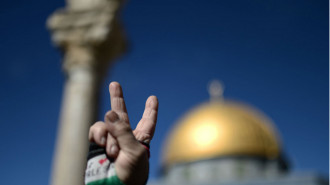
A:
[86, 82, 158, 185]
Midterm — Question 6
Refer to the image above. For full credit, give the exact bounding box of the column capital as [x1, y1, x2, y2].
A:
[47, 1, 126, 77]
[66, 0, 122, 12]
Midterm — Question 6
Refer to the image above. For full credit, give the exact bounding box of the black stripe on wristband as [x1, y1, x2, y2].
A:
[87, 142, 106, 160]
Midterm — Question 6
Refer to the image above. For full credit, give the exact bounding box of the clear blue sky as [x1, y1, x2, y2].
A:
[0, 0, 328, 185]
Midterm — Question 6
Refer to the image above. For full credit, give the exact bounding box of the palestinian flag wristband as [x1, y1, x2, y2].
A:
[85, 143, 126, 185]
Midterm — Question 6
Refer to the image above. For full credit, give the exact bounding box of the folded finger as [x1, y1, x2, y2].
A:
[106, 133, 119, 158]
[89, 121, 107, 146]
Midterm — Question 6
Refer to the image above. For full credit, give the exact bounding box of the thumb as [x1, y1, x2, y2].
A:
[106, 111, 140, 152]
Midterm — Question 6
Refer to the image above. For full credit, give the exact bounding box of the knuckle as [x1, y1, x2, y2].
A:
[91, 123, 106, 136]
[93, 126, 104, 135]
[104, 111, 112, 120]
[89, 121, 104, 141]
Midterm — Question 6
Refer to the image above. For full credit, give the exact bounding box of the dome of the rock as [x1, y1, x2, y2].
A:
[163, 100, 281, 168]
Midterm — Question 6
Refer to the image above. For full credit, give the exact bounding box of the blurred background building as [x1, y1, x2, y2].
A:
[148, 81, 327, 185]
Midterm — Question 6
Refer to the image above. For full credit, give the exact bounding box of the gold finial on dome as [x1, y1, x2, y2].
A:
[208, 80, 224, 101]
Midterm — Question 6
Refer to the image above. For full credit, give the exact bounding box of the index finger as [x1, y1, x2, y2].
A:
[109, 82, 128, 113]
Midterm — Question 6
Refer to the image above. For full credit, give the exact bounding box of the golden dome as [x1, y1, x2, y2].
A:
[163, 101, 281, 167]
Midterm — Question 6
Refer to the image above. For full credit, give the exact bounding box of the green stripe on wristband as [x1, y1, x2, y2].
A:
[86, 175, 126, 185]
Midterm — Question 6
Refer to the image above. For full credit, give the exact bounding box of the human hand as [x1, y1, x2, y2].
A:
[87, 82, 158, 185]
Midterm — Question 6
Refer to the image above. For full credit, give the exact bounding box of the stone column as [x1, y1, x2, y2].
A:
[47, 1, 125, 185]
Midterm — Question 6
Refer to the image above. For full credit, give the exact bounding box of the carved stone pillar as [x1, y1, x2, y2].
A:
[47, 1, 125, 185]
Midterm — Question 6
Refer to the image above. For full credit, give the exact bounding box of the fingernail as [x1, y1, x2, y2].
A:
[108, 111, 119, 123]
[100, 137, 106, 145]
[110, 145, 119, 155]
